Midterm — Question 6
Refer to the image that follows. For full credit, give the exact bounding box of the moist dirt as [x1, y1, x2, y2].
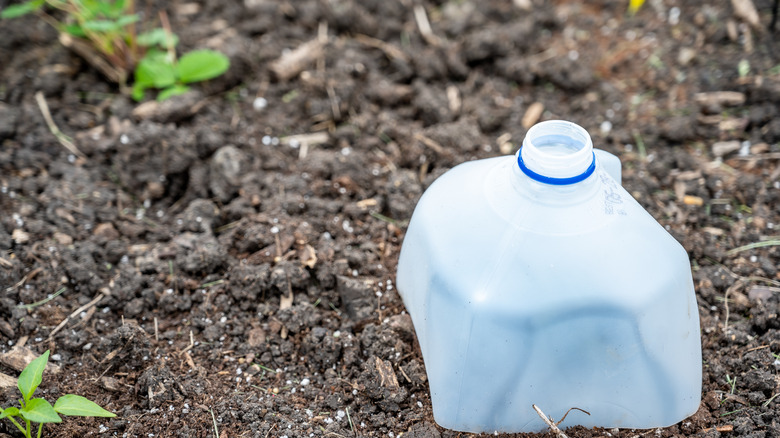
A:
[1, 0, 780, 437]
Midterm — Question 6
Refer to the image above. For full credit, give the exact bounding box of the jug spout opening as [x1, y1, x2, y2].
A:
[519, 120, 595, 185]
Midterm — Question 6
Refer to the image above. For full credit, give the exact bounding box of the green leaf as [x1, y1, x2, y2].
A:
[54, 394, 116, 417]
[175, 50, 230, 84]
[135, 56, 176, 88]
[95, 0, 120, 18]
[137, 28, 179, 48]
[0, 406, 20, 419]
[20, 398, 61, 424]
[131, 82, 146, 101]
[82, 19, 120, 32]
[112, 0, 127, 15]
[75, 0, 100, 20]
[18, 350, 49, 403]
[133, 62, 155, 87]
[1, 0, 44, 19]
[62, 23, 87, 37]
[141, 48, 170, 63]
[157, 84, 190, 101]
[115, 13, 139, 28]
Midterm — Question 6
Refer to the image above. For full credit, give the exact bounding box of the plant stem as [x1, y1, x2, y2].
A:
[26, 418, 32, 438]
[37, 423, 44, 438]
[17, 286, 66, 309]
[128, 0, 137, 59]
[6, 415, 28, 437]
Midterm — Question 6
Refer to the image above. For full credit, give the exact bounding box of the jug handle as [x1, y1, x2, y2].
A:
[594, 149, 622, 185]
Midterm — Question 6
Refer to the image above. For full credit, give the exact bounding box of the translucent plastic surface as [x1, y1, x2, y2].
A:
[396, 122, 701, 433]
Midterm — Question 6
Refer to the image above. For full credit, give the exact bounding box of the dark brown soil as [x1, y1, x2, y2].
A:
[1, 0, 780, 437]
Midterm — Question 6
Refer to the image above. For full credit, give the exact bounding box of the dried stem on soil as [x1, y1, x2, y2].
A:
[47, 287, 110, 341]
[413, 5, 441, 46]
[532, 404, 569, 438]
[34, 91, 86, 158]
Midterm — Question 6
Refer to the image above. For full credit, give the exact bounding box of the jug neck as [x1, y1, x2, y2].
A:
[518, 120, 595, 185]
[511, 121, 602, 204]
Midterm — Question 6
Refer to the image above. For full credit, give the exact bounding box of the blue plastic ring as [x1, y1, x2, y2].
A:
[517, 150, 596, 185]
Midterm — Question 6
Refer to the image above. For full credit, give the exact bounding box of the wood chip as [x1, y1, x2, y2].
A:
[0, 345, 60, 374]
[100, 376, 122, 392]
[496, 132, 513, 154]
[53, 232, 73, 245]
[723, 392, 750, 405]
[674, 180, 687, 202]
[719, 118, 748, 132]
[356, 198, 379, 209]
[513, 0, 532, 10]
[702, 227, 726, 236]
[712, 141, 741, 158]
[730, 0, 760, 29]
[299, 244, 318, 269]
[270, 39, 325, 82]
[674, 170, 703, 181]
[698, 114, 723, 125]
[683, 195, 704, 206]
[133, 93, 207, 123]
[12, 229, 30, 244]
[247, 327, 267, 348]
[726, 20, 739, 41]
[750, 143, 769, 154]
[446, 85, 461, 114]
[0, 371, 16, 389]
[174, 2, 200, 15]
[716, 424, 735, 433]
[522, 102, 545, 129]
[694, 91, 746, 107]
[373, 356, 399, 389]
[279, 290, 294, 310]
[0, 320, 14, 338]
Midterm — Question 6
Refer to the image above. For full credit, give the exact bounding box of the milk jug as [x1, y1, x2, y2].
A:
[396, 120, 701, 433]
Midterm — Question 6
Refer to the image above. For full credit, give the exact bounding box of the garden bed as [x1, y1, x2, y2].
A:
[1, 0, 779, 437]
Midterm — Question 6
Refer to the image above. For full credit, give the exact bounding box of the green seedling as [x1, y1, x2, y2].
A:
[0, 350, 115, 438]
[738, 59, 751, 78]
[132, 46, 230, 101]
[725, 374, 737, 394]
[1, 0, 229, 101]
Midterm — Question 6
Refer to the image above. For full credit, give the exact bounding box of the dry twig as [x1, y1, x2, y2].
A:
[532, 405, 590, 438]
[269, 38, 326, 81]
[354, 34, 409, 61]
[533, 404, 569, 438]
[47, 287, 110, 341]
[35, 91, 86, 158]
[413, 5, 442, 46]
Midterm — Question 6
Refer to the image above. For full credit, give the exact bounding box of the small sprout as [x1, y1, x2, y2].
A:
[132, 47, 230, 102]
[1, 350, 115, 438]
[738, 59, 751, 78]
[726, 374, 737, 394]
[0, 0, 44, 19]
[1, 0, 229, 101]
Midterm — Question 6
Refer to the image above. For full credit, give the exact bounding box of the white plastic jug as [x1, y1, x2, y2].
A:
[396, 120, 701, 433]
